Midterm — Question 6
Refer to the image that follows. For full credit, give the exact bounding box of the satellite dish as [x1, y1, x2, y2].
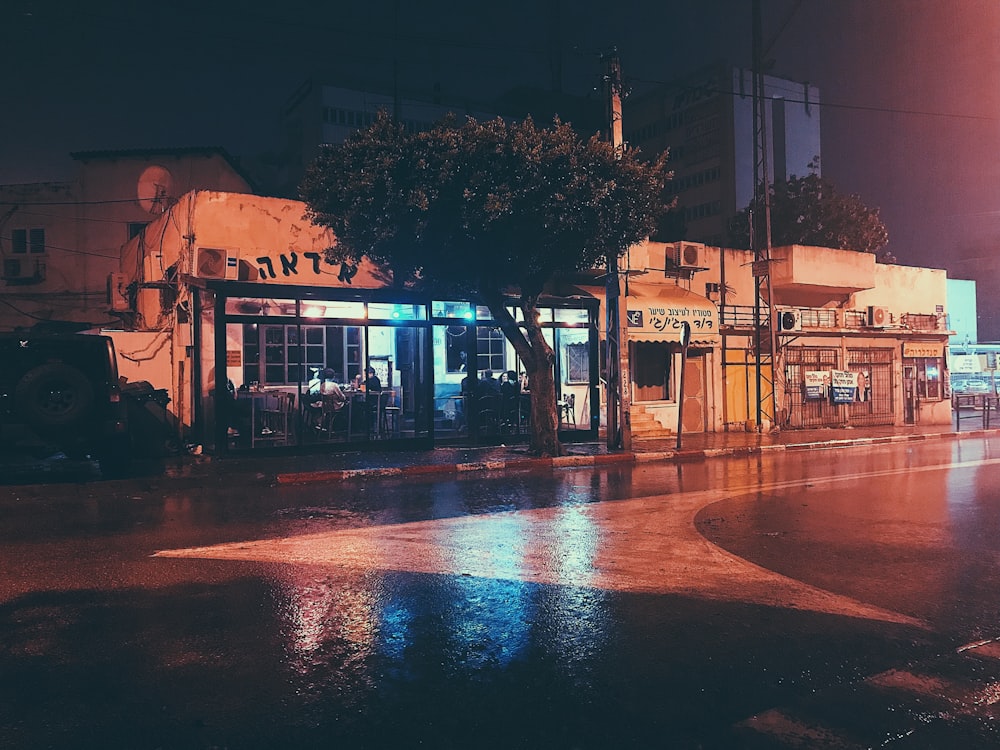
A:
[136, 165, 174, 214]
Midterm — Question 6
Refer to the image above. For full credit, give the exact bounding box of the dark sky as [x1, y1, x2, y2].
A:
[3, 0, 1000, 275]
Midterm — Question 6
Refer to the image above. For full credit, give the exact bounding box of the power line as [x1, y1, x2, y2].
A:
[629, 77, 1000, 124]
[0, 198, 146, 207]
[0, 236, 120, 260]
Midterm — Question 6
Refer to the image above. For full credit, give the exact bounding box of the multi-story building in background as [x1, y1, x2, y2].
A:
[274, 79, 603, 199]
[625, 63, 821, 247]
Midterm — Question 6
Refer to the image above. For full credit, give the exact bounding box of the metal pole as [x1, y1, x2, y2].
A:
[676, 321, 691, 450]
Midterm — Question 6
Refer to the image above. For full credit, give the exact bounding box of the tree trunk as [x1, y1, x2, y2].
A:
[483, 291, 563, 457]
[523, 325, 561, 457]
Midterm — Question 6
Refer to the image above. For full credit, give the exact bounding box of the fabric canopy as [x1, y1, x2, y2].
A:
[623, 282, 719, 344]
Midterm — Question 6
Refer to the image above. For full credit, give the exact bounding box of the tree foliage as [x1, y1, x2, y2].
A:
[728, 161, 889, 257]
[300, 112, 670, 456]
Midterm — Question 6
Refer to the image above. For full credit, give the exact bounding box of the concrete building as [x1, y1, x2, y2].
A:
[613, 241, 953, 435]
[102, 191, 954, 455]
[0, 148, 253, 333]
[624, 64, 821, 247]
[275, 81, 499, 199]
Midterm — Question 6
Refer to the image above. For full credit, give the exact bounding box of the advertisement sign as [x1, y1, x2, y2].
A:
[831, 370, 858, 404]
[950, 354, 980, 374]
[804, 370, 829, 400]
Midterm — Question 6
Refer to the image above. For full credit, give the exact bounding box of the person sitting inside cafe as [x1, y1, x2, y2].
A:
[363, 366, 383, 433]
[478, 369, 501, 397]
[308, 368, 346, 430]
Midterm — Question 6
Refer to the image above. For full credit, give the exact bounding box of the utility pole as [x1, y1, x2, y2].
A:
[751, 0, 778, 431]
[602, 48, 629, 449]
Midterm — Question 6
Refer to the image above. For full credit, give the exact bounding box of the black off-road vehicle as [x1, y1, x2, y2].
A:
[0, 333, 131, 475]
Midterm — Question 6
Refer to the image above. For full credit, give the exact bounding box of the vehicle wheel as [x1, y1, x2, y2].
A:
[15, 363, 96, 429]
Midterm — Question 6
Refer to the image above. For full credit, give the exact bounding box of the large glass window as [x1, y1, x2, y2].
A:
[236, 323, 363, 386]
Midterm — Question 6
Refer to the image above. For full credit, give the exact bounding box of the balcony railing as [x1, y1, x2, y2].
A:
[719, 306, 946, 332]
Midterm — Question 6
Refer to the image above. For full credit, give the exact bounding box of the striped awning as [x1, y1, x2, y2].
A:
[624, 283, 719, 344]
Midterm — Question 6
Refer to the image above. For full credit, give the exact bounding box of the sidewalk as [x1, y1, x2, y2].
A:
[155, 421, 1000, 486]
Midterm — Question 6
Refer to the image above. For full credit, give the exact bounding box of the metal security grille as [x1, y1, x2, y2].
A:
[783, 347, 841, 427]
[847, 348, 894, 426]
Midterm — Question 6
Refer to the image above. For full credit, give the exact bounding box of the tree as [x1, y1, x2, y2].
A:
[727, 160, 889, 258]
[300, 112, 670, 456]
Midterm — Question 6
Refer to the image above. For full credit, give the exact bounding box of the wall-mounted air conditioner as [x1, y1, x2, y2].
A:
[867, 305, 890, 327]
[673, 242, 704, 268]
[195, 247, 240, 279]
[776, 308, 802, 332]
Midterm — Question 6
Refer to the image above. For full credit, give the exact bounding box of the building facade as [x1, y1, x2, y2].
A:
[113, 191, 600, 454]
[103, 192, 954, 457]
[617, 241, 954, 435]
[0, 148, 253, 333]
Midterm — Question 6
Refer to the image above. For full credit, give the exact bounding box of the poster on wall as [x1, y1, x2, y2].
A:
[804, 370, 829, 400]
[831, 370, 858, 404]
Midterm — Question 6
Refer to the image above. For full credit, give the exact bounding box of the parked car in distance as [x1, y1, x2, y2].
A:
[0, 333, 131, 476]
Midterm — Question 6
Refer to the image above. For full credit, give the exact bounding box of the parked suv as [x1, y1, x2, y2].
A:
[0, 333, 131, 475]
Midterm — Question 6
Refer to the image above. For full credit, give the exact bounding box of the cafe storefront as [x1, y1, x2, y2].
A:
[122, 191, 600, 454]
[195, 282, 599, 453]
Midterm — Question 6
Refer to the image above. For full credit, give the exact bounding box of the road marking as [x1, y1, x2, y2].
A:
[152, 453, 1000, 627]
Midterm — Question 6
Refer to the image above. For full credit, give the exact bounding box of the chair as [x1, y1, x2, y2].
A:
[478, 395, 500, 435]
[559, 393, 576, 428]
[318, 393, 348, 439]
[255, 391, 294, 446]
[381, 388, 401, 438]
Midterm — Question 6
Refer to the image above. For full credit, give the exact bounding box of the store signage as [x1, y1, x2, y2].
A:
[950, 354, 980, 374]
[902, 342, 944, 358]
[831, 370, 858, 404]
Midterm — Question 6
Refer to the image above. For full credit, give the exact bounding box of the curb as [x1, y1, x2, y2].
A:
[273, 429, 999, 486]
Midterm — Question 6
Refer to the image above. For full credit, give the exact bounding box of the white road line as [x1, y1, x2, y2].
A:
[153, 452, 1000, 626]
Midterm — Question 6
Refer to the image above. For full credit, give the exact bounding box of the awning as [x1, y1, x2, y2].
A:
[623, 282, 719, 345]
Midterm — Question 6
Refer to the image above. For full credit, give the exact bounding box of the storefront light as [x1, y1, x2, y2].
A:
[302, 305, 325, 319]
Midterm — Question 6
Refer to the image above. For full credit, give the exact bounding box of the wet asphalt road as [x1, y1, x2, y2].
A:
[2, 437, 1000, 748]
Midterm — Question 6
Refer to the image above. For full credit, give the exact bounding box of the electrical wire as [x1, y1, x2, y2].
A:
[628, 76, 1000, 124]
[0, 235, 119, 259]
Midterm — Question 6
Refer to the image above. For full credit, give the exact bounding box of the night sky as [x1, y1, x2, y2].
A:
[3, 0, 1000, 279]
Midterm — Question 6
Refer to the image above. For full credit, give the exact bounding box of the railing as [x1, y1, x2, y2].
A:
[720, 306, 946, 332]
[902, 312, 945, 331]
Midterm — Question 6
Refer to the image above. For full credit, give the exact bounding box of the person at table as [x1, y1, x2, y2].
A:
[309, 369, 346, 429]
[500, 370, 520, 427]
[364, 366, 382, 394]
[478, 369, 501, 397]
[363, 366, 383, 432]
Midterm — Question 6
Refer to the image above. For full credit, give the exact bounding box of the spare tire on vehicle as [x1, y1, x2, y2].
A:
[15, 362, 96, 429]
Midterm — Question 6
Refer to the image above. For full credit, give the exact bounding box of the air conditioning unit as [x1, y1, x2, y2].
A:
[867, 305, 890, 327]
[776, 308, 802, 332]
[2, 258, 44, 282]
[195, 247, 240, 279]
[673, 242, 704, 268]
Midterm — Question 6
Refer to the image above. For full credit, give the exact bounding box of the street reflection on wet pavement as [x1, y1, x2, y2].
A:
[3, 437, 1000, 748]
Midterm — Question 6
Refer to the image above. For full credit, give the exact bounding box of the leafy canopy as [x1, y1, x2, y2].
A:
[300, 112, 671, 296]
[728, 160, 889, 257]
